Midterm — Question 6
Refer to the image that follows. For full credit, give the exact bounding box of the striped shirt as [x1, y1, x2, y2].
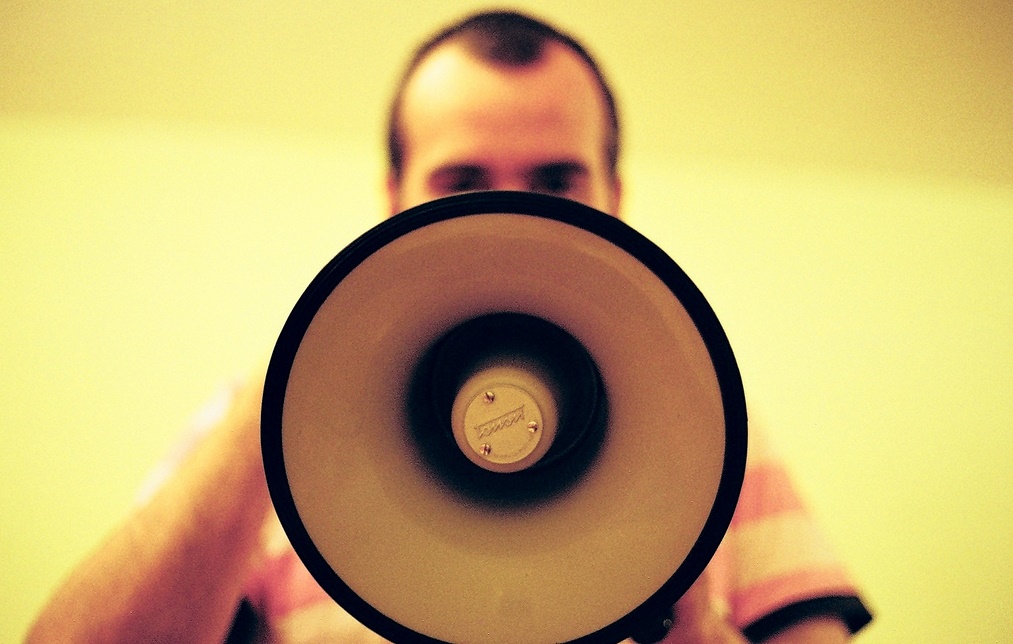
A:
[154, 386, 871, 642]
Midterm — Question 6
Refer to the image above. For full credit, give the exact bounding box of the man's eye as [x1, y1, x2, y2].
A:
[530, 165, 583, 196]
[448, 176, 484, 192]
[539, 175, 571, 194]
[432, 169, 490, 196]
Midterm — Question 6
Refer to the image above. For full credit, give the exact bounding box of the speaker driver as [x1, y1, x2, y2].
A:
[262, 191, 747, 644]
[408, 311, 608, 506]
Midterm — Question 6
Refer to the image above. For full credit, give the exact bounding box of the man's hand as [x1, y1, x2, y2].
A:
[648, 568, 852, 643]
[659, 571, 749, 644]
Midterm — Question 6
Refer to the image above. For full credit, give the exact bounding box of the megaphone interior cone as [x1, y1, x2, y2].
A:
[262, 191, 746, 644]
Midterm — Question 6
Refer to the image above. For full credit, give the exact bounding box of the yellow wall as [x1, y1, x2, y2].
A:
[2, 2, 1011, 641]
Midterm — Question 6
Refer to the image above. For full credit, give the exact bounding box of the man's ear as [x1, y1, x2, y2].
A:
[609, 174, 624, 219]
[385, 172, 401, 218]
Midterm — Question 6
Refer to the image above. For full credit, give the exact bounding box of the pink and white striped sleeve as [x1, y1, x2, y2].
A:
[705, 425, 873, 640]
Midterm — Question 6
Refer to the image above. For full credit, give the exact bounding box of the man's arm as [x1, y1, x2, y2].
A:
[658, 573, 852, 643]
[25, 372, 271, 643]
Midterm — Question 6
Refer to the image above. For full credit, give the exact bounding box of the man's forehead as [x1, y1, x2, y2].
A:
[403, 41, 604, 120]
[401, 43, 607, 152]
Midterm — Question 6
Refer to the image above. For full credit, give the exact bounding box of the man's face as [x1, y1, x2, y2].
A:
[388, 41, 621, 216]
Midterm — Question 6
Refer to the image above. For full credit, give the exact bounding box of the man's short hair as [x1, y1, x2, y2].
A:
[386, 10, 621, 180]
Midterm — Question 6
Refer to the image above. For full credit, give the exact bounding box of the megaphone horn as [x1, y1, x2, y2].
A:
[262, 191, 747, 644]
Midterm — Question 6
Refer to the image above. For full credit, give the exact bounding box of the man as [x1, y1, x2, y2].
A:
[26, 10, 871, 643]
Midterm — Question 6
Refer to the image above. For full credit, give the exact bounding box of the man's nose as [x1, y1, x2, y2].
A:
[492, 176, 528, 192]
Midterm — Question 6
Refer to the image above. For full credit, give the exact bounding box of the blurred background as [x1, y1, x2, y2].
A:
[2, 1, 1010, 641]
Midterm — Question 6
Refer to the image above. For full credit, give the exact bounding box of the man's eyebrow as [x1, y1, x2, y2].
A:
[529, 161, 589, 177]
[424, 164, 488, 189]
[427, 163, 485, 183]
[429, 164, 486, 179]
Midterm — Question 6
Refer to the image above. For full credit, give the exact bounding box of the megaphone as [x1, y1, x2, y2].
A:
[262, 191, 747, 643]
